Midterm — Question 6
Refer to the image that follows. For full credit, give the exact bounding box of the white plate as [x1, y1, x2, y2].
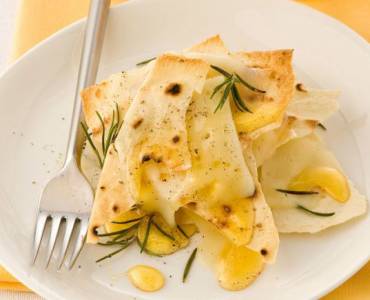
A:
[0, 0, 370, 299]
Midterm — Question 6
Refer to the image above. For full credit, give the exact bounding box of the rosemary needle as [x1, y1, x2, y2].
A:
[96, 111, 106, 155]
[183, 248, 198, 283]
[140, 215, 154, 253]
[276, 188, 319, 195]
[177, 225, 189, 239]
[111, 217, 143, 224]
[96, 223, 139, 237]
[318, 123, 327, 130]
[297, 205, 335, 217]
[96, 242, 131, 263]
[98, 237, 134, 246]
[152, 221, 175, 241]
[136, 57, 156, 66]
[110, 229, 137, 242]
[80, 122, 103, 168]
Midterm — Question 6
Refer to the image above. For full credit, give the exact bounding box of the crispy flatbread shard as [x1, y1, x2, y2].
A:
[86, 144, 133, 243]
[252, 86, 339, 167]
[233, 50, 295, 133]
[260, 134, 367, 233]
[252, 117, 318, 167]
[81, 66, 150, 144]
[186, 39, 295, 134]
[287, 86, 339, 121]
[82, 68, 151, 243]
[239, 134, 279, 263]
[115, 54, 209, 211]
[186, 34, 229, 55]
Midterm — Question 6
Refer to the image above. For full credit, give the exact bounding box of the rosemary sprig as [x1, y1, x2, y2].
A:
[276, 189, 319, 195]
[136, 57, 156, 66]
[182, 248, 198, 283]
[140, 215, 154, 253]
[211, 65, 265, 113]
[136, 239, 163, 257]
[152, 221, 175, 241]
[177, 225, 189, 239]
[111, 217, 144, 224]
[81, 103, 123, 168]
[297, 205, 335, 217]
[318, 123, 327, 130]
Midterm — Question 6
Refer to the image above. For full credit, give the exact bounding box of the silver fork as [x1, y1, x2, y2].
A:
[32, 0, 111, 270]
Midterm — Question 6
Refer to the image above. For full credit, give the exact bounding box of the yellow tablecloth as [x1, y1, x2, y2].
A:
[2, 0, 370, 298]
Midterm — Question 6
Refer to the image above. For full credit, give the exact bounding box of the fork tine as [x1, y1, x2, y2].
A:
[31, 212, 49, 265]
[57, 217, 77, 270]
[45, 215, 63, 268]
[67, 216, 89, 269]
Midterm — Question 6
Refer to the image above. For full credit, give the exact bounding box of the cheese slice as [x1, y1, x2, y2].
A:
[260, 134, 367, 233]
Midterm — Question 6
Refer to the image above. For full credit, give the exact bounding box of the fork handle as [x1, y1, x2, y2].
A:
[64, 0, 111, 167]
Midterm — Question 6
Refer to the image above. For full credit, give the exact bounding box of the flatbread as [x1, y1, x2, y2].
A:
[81, 66, 151, 145]
[114, 54, 209, 224]
[186, 34, 229, 55]
[231, 50, 295, 134]
[86, 144, 132, 243]
[82, 67, 151, 243]
[251, 85, 339, 167]
[185, 46, 295, 134]
[82, 36, 332, 249]
[260, 134, 367, 233]
[287, 85, 339, 121]
[239, 134, 279, 262]
[187, 36, 279, 261]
